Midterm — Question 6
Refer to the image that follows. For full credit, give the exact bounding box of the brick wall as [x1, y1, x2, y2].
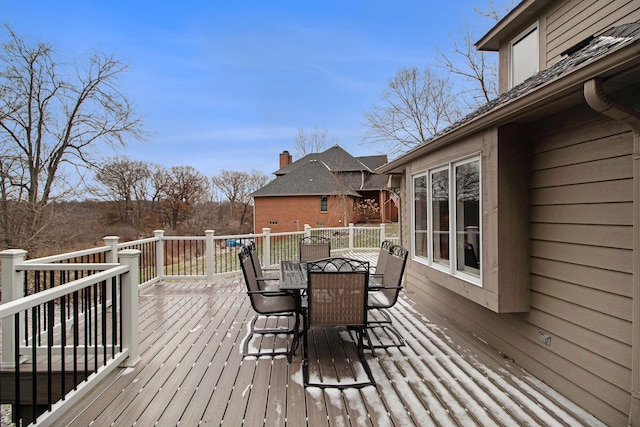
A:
[254, 195, 360, 232]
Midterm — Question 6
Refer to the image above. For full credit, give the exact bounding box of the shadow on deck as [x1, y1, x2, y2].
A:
[50, 260, 603, 426]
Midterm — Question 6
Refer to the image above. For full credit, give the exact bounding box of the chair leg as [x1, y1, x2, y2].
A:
[302, 313, 310, 386]
[250, 312, 297, 335]
[243, 313, 298, 358]
[366, 309, 406, 349]
[356, 327, 376, 386]
[367, 308, 393, 325]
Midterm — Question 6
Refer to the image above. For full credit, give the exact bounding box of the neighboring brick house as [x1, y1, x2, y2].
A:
[251, 145, 398, 233]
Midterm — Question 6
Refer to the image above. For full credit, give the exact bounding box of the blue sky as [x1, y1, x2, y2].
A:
[4, 0, 499, 178]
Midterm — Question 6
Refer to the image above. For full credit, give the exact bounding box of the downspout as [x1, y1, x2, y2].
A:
[584, 78, 640, 427]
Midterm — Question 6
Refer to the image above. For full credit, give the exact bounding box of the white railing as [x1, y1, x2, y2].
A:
[115, 222, 396, 288]
[0, 249, 141, 427]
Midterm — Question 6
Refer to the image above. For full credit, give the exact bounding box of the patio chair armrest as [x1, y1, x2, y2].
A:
[247, 289, 295, 298]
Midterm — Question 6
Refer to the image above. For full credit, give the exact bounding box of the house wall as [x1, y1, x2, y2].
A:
[403, 127, 530, 313]
[497, 0, 640, 93]
[401, 104, 634, 425]
[254, 195, 360, 233]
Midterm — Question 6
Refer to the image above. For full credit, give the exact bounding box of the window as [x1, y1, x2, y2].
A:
[455, 159, 480, 278]
[320, 196, 328, 212]
[412, 157, 481, 285]
[510, 24, 538, 88]
[431, 168, 449, 267]
[413, 175, 428, 258]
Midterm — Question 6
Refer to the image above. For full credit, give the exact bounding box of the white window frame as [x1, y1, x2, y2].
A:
[411, 155, 482, 286]
[320, 196, 328, 213]
[509, 23, 539, 88]
[411, 174, 428, 262]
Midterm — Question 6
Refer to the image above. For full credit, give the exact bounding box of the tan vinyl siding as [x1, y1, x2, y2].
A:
[402, 105, 634, 426]
[528, 108, 633, 423]
[545, 0, 640, 66]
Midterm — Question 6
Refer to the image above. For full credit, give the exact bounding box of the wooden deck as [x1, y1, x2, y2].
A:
[52, 254, 605, 427]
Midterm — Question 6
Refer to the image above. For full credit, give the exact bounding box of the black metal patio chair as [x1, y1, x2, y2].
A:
[238, 246, 299, 362]
[366, 244, 408, 348]
[303, 257, 375, 388]
[299, 235, 331, 263]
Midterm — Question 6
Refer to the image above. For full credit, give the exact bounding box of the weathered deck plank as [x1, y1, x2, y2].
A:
[51, 257, 606, 427]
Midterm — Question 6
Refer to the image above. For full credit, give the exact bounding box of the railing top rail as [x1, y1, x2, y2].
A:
[17, 262, 120, 272]
[161, 235, 206, 241]
[213, 233, 262, 240]
[0, 265, 129, 319]
[23, 246, 110, 264]
[269, 230, 305, 237]
[118, 236, 159, 247]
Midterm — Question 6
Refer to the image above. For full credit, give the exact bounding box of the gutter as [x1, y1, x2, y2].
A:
[377, 39, 640, 175]
[584, 78, 640, 427]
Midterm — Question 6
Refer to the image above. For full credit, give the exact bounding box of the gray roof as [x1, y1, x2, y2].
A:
[253, 145, 389, 197]
[440, 21, 640, 138]
[378, 20, 640, 174]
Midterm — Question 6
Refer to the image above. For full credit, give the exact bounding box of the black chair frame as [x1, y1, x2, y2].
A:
[239, 247, 299, 362]
[366, 244, 408, 349]
[303, 257, 376, 389]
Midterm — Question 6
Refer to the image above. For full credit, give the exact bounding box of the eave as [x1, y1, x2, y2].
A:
[377, 39, 640, 175]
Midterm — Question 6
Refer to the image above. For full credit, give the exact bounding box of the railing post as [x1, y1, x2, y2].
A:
[380, 223, 386, 243]
[205, 230, 215, 281]
[119, 249, 141, 367]
[103, 236, 119, 304]
[1, 249, 27, 368]
[304, 224, 311, 237]
[154, 230, 165, 285]
[262, 228, 271, 267]
[348, 223, 355, 252]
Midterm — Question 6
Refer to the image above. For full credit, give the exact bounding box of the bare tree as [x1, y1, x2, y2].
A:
[294, 126, 334, 158]
[436, 1, 516, 108]
[94, 156, 151, 227]
[0, 26, 144, 252]
[160, 166, 209, 230]
[363, 67, 461, 155]
[437, 20, 498, 108]
[212, 169, 269, 232]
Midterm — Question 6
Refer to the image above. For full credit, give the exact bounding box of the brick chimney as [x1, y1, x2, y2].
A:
[279, 150, 292, 168]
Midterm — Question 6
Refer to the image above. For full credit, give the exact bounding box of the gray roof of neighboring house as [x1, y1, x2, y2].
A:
[253, 145, 389, 197]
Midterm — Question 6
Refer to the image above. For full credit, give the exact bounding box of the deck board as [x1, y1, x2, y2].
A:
[49, 254, 607, 427]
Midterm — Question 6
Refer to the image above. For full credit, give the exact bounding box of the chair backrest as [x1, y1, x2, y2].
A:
[247, 241, 264, 278]
[374, 240, 394, 275]
[299, 236, 331, 262]
[239, 246, 292, 314]
[380, 245, 408, 305]
[306, 258, 369, 327]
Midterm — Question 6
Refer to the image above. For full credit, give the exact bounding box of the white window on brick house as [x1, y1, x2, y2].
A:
[320, 196, 328, 212]
[510, 23, 538, 88]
